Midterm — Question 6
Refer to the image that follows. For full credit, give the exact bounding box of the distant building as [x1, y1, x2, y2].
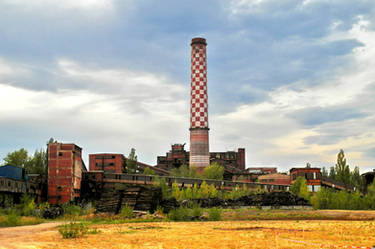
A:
[89, 153, 126, 173]
[362, 170, 375, 193]
[290, 167, 321, 192]
[47, 143, 87, 204]
[156, 144, 246, 179]
[258, 173, 291, 186]
[246, 167, 277, 175]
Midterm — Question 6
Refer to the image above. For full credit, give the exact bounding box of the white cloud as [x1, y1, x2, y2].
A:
[1, 0, 115, 11]
[211, 17, 375, 171]
[0, 58, 189, 165]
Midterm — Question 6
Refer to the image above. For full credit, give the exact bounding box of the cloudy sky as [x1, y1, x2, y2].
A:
[0, 0, 374, 172]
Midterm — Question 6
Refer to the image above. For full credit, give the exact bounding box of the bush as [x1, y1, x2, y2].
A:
[167, 207, 191, 221]
[208, 208, 221, 221]
[120, 204, 133, 219]
[19, 194, 36, 216]
[59, 222, 88, 239]
[3, 211, 21, 226]
[63, 205, 82, 218]
[191, 203, 203, 217]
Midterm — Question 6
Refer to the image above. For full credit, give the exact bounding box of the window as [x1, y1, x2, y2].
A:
[313, 172, 316, 179]
[109, 163, 114, 166]
[57, 186, 62, 192]
[308, 185, 313, 192]
[59, 152, 63, 156]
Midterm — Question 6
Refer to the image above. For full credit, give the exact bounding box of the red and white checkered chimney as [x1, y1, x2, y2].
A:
[189, 37, 210, 168]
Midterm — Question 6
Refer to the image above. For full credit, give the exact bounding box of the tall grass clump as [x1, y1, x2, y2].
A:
[120, 204, 133, 219]
[59, 222, 88, 239]
[167, 207, 191, 221]
[208, 208, 222, 221]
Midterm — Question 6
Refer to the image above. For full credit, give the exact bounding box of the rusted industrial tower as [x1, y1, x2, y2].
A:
[189, 37, 210, 168]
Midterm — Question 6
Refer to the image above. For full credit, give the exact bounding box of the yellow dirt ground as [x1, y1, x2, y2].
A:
[1, 220, 375, 249]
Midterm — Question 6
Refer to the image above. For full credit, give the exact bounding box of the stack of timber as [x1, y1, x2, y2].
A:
[95, 184, 162, 213]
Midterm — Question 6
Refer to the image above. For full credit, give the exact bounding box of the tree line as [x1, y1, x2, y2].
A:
[321, 149, 362, 190]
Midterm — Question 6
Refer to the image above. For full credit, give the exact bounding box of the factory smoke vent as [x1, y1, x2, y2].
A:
[189, 37, 210, 168]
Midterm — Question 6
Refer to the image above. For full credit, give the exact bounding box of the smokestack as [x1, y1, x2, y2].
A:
[189, 37, 210, 168]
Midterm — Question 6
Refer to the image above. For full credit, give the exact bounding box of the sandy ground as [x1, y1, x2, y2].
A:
[1, 211, 375, 249]
[0, 222, 63, 249]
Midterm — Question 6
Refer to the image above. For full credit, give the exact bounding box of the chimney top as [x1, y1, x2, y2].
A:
[191, 37, 207, 46]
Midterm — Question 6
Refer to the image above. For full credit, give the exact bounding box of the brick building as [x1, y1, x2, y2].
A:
[290, 167, 321, 192]
[156, 145, 245, 173]
[47, 143, 87, 204]
[89, 153, 126, 173]
[258, 173, 291, 185]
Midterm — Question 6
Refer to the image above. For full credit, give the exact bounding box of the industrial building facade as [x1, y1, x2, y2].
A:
[47, 143, 87, 204]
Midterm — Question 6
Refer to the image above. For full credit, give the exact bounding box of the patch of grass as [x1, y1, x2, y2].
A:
[167, 207, 191, 221]
[208, 208, 222, 221]
[0, 213, 44, 227]
[120, 204, 133, 219]
[58, 222, 89, 239]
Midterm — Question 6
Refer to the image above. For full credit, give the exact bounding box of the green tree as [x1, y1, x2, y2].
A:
[170, 165, 198, 178]
[28, 149, 47, 174]
[126, 148, 138, 174]
[321, 167, 328, 178]
[143, 167, 156, 175]
[200, 181, 210, 198]
[291, 176, 309, 200]
[3, 148, 30, 167]
[350, 166, 362, 191]
[329, 166, 336, 180]
[335, 149, 350, 188]
[202, 162, 224, 180]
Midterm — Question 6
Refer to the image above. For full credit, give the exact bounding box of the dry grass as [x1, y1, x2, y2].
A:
[0, 220, 374, 249]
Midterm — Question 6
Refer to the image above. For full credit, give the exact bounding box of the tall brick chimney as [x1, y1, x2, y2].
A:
[189, 37, 210, 168]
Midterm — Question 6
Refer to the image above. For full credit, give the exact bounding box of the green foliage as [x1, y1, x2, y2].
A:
[321, 167, 328, 177]
[126, 148, 138, 174]
[19, 194, 36, 216]
[310, 186, 375, 210]
[202, 162, 224, 180]
[335, 149, 350, 188]
[200, 181, 210, 198]
[191, 204, 203, 217]
[153, 176, 169, 199]
[208, 207, 222, 221]
[2, 148, 47, 174]
[3, 148, 29, 167]
[63, 204, 83, 218]
[291, 177, 309, 200]
[2, 211, 21, 226]
[143, 167, 156, 175]
[120, 204, 133, 219]
[59, 222, 88, 239]
[172, 181, 181, 200]
[167, 207, 191, 221]
[170, 165, 198, 178]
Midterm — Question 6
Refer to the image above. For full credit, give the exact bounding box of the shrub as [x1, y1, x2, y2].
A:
[19, 194, 36, 216]
[208, 208, 221, 221]
[167, 207, 191, 221]
[4, 211, 21, 226]
[59, 222, 88, 239]
[191, 205, 203, 218]
[202, 163, 224, 180]
[120, 204, 133, 219]
[63, 204, 82, 218]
